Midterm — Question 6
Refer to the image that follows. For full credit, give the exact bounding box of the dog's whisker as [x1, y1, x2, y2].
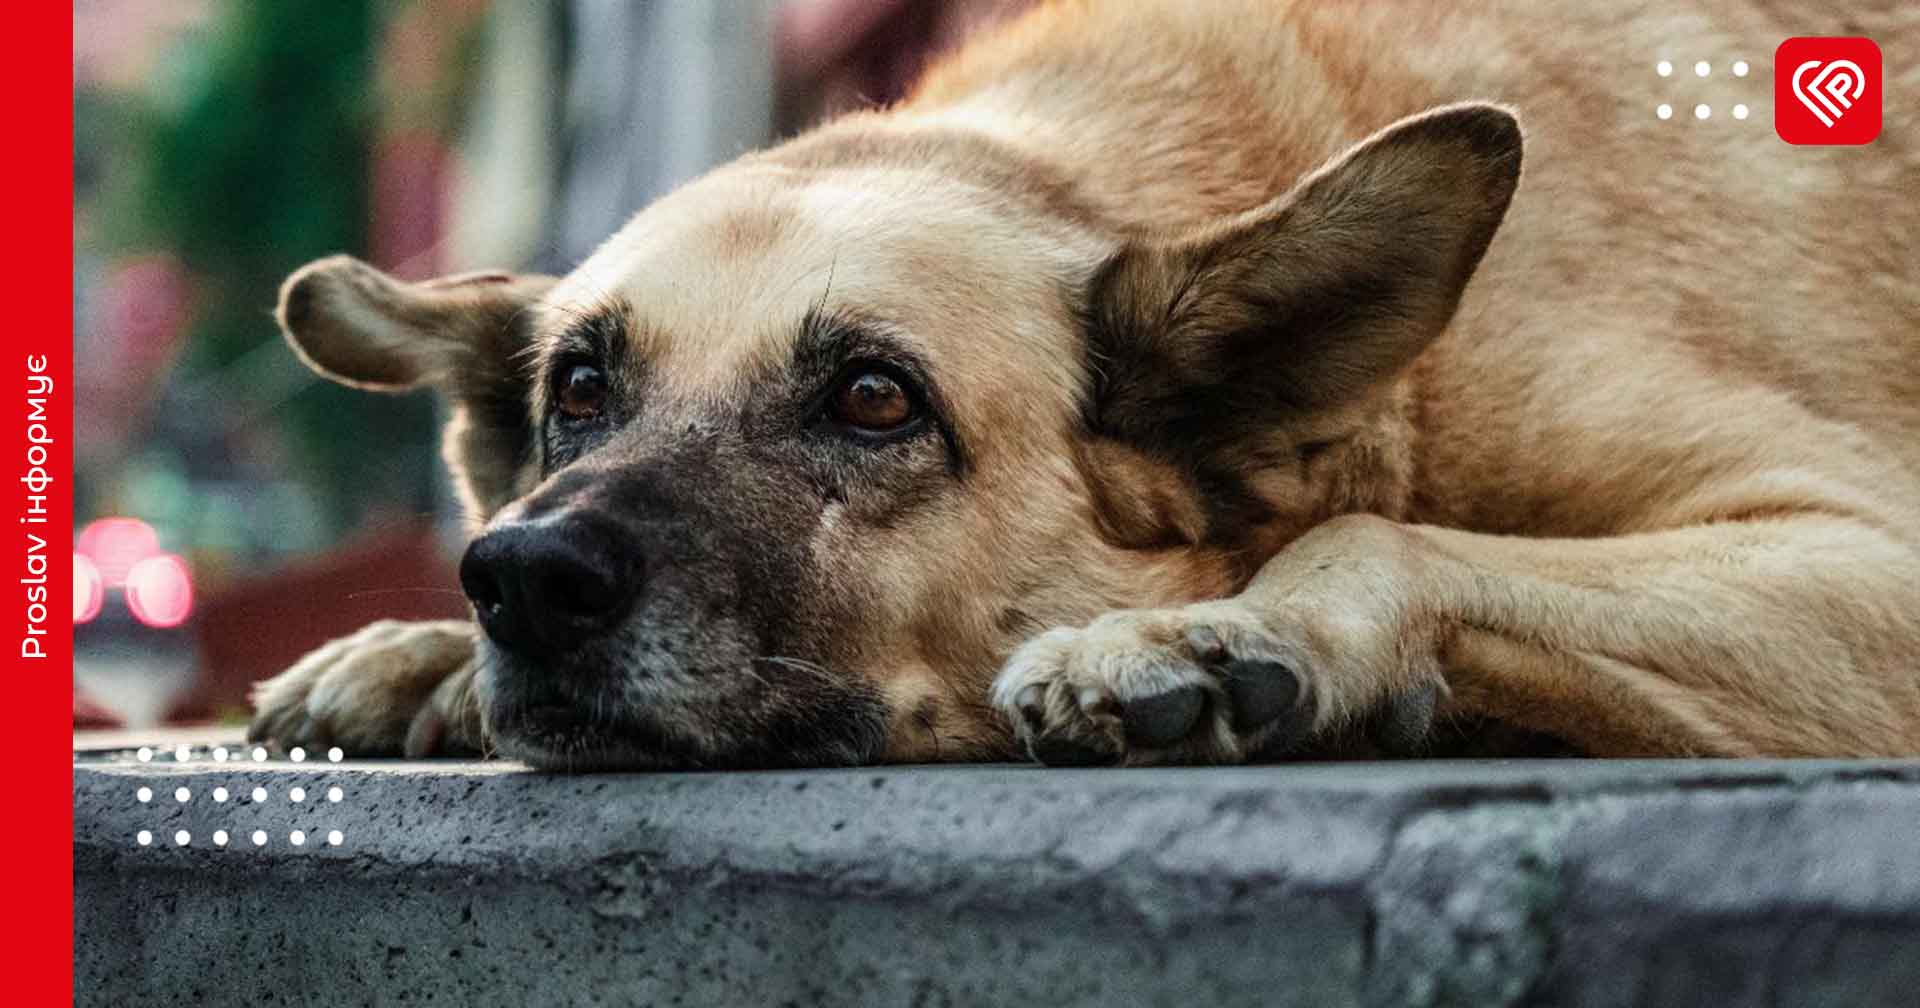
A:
[340, 588, 470, 601]
[752, 655, 833, 681]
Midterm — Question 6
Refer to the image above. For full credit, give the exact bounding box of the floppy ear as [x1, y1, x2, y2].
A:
[1087, 103, 1522, 457]
[277, 255, 557, 522]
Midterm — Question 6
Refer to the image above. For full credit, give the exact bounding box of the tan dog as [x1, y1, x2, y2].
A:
[249, 0, 1920, 769]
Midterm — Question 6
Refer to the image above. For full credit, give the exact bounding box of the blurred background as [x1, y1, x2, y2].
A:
[72, 0, 1030, 730]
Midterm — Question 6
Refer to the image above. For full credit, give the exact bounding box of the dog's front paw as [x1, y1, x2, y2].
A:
[248, 619, 485, 758]
[992, 600, 1439, 766]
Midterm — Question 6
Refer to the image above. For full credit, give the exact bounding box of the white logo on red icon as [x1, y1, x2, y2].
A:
[1790, 59, 1866, 127]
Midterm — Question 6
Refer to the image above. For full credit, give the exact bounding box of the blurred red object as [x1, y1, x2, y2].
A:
[76, 516, 161, 588]
[125, 554, 195, 629]
[75, 553, 106, 624]
[178, 522, 468, 720]
[74, 684, 120, 730]
[776, 0, 1034, 126]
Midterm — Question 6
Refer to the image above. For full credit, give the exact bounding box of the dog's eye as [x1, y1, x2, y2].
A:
[555, 364, 607, 421]
[829, 370, 916, 433]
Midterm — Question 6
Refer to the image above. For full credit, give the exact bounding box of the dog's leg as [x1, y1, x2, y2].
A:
[995, 512, 1920, 763]
[248, 620, 486, 758]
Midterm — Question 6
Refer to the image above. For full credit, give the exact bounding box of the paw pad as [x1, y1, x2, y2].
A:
[1121, 685, 1205, 747]
[1221, 658, 1299, 732]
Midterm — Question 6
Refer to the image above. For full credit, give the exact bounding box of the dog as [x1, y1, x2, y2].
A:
[249, 0, 1920, 770]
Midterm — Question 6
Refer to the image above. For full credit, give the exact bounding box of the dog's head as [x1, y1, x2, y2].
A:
[276, 104, 1519, 769]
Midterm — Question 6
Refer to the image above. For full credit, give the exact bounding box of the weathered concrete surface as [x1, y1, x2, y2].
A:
[75, 754, 1920, 1007]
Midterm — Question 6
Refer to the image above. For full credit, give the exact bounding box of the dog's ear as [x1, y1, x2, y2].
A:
[277, 255, 557, 521]
[1087, 103, 1521, 457]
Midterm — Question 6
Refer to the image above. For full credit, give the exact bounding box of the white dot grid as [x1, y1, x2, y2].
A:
[1654, 56, 1754, 123]
[133, 742, 351, 851]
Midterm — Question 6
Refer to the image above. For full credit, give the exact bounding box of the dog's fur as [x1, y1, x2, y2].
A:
[250, 0, 1920, 768]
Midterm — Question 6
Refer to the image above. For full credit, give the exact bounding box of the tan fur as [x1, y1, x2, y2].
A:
[254, 0, 1920, 764]
[249, 620, 484, 758]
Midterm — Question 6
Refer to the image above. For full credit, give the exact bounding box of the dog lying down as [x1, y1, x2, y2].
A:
[250, 0, 1920, 770]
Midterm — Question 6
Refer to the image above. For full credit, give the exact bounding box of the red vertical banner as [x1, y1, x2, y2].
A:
[2, 2, 73, 1002]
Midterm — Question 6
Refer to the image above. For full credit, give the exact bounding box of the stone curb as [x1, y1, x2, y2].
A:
[75, 758, 1920, 1007]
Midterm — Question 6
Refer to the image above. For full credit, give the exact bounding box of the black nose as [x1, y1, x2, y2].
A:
[459, 516, 639, 653]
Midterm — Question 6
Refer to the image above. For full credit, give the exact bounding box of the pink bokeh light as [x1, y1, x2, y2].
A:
[124, 553, 194, 628]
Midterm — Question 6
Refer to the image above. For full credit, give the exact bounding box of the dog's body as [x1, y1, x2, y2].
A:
[251, 0, 1920, 767]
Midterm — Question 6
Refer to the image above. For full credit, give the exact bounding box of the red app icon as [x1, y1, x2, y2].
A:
[1775, 37, 1881, 145]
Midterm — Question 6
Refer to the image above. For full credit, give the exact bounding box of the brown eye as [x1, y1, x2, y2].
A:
[556, 364, 607, 420]
[831, 371, 915, 432]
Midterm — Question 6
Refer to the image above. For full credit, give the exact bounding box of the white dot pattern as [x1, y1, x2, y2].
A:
[130, 742, 354, 851]
[1653, 56, 1754, 124]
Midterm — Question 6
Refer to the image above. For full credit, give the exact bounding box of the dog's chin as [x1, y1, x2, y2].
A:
[486, 704, 694, 772]
[474, 643, 893, 773]
[495, 714, 698, 771]
[478, 652, 707, 772]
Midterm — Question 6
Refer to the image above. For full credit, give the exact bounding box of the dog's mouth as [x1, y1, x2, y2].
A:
[478, 652, 713, 771]
[486, 699, 692, 772]
[476, 645, 892, 772]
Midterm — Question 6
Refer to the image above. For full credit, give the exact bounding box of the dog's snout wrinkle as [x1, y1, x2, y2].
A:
[461, 515, 640, 654]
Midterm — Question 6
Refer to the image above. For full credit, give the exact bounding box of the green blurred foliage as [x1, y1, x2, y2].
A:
[126, 0, 437, 531]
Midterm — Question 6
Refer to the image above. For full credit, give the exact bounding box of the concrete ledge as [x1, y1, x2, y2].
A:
[75, 754, 1920, 1007]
